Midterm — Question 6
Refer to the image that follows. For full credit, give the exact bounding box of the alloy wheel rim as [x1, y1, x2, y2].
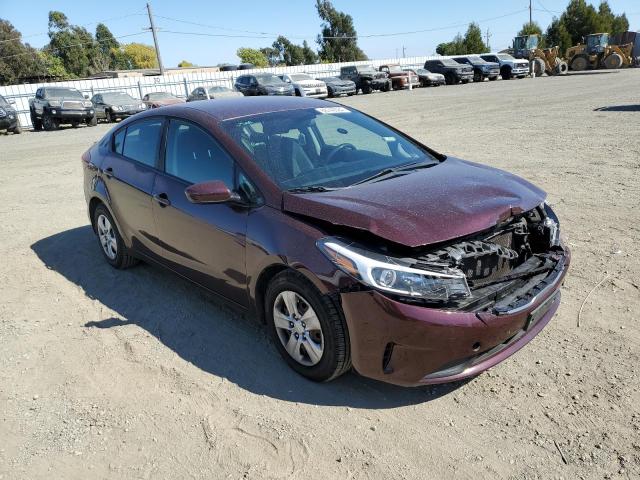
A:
[273, 291, 324, 367]
[97, 214, 117, 260]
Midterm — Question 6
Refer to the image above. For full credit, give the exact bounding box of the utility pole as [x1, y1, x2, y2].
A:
[402, 46, 406, 58]
[146, 2, 164, 75]
[485, 29, 492, 50]
[529, 0, 533, 25]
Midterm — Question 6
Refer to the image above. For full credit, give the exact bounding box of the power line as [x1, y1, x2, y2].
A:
[0, 10, 146, 44]
[154, 8, 530, 41]
[0, 32, 147, 60]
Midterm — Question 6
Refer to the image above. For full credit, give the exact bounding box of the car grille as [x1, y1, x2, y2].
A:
[62, 101, 84, 110]
[123, 104, 137, 110]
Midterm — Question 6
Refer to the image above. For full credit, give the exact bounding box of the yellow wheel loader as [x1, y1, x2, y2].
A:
[566, 33, 634, 71]
[511, 34, 569, 77]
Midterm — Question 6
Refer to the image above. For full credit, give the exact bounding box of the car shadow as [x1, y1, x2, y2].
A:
[593, 105, 640, 112]
[31, 226, 468, 408]
[567, 70, 618, 76]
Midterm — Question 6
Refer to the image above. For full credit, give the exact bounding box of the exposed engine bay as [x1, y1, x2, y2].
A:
[399, 203, 566, 313]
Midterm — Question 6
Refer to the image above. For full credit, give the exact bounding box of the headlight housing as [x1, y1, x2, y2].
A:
[113, 105, 122, 111]
[0, 108, 6, 117]
[48, 100, 61, 107]
[317, 238, 471, 301]
[542, 202, 561, 246]
[138, 103, 146, 110]
[82, 101, 93, 108]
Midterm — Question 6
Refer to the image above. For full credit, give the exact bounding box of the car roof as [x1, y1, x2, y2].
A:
[180, 96, 337, 122]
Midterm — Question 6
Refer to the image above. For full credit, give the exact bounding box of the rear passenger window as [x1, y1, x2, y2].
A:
[121, 118, 163, 168]
[164, 119, 235, 186]
[113, 129, 125, 155]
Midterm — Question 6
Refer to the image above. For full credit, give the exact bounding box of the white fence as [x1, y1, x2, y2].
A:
[0, 56, 435, 130]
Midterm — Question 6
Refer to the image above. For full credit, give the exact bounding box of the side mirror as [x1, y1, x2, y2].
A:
[185, 180, 240, 204]
[84, 94, 89, 99]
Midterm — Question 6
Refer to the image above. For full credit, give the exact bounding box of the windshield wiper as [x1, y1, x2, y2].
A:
[287, 185, 335, 193]
[352, 161, 437, 186]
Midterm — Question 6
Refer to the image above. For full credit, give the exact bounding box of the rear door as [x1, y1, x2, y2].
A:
[151, 118, 249, 306]
[101, 117, 165, 258]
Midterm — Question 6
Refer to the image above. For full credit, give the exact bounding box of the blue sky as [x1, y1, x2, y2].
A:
[2, 0, 639, 67]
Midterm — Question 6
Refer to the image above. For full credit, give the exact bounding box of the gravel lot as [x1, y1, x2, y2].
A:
[1, 69, 639, 480]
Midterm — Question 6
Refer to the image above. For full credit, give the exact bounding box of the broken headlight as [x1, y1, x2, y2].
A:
[542, 202, 560, 247]
[317, 238, 470, 301]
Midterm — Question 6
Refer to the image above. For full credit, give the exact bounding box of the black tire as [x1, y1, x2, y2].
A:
[265, 270, 351, 382]
[105, 110, 114, 123]
[71, 120, 80, 128]
[30, 110, 42, 131]
[42, 113, 59, 131]
[294, 88, 301, 97]
[362, 84, 372, 94]
[461, 78, 470, 84]
[327, 87, 335, 98]
[382, 81, 391, 92]
[488, 76, 498, 81]
[93, 204, 139, 270]
[501, 66, 512, 80]
[444, 73, 456, 85]
[473, 70, 482, 83]
[570, 55, 589, 71]
[87, 115, 97, 127]
[10, 124, 22, 134]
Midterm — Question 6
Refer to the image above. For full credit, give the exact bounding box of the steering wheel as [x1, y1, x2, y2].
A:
[324, 143, 357, 165]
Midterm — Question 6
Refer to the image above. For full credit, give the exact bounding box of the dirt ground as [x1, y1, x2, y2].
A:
[1, 69, 639, 480]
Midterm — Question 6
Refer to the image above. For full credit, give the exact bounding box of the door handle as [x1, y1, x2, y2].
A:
[103, 167, 113, 178]
[153, 193, 171, 207]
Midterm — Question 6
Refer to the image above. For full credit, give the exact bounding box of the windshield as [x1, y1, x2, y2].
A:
[103, 92, 136, 103]
[587, 34, 608, 48]
[43, 88, 84, 100]
[387, 65, 403, 73]
[466, 56, 488, 64]
[358, 66, 377, 73]
[441, 59, 461, 66]
[221, 107, 438, 190]
[146, 92, 174, 100]
[290, 74, 312, 81]
[497, 54, 516, 61]
[256, 75, 285, 85]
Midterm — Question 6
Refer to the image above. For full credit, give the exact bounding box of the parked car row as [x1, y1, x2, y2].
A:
[6, 53, 534, 133]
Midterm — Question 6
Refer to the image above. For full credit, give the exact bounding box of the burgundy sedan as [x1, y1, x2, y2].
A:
[82, 97, 569, 386]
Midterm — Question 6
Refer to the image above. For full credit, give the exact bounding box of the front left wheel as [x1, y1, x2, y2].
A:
[265, 271, 351, 382]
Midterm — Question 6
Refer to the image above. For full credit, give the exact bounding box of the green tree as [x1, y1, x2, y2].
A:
[236, 47, 268, 67]
[436, 23, 488, 56]
[272, 36, 305, 66]
[0, 19, 47, 84]
[561, 0, 600, 45]
[302, 41, 318, 64]
[315, 0, 366, 62]
[462, 22, 489, 53]
[178, 60, 195, 67]
[47, 10, 96, 77]
[518, 21, 543, 37]
[545, 17, 573, 53]
[597, 2, 629, 34]
[260, 46, 280, 66]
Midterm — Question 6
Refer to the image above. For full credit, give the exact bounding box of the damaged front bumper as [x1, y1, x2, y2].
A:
[339, 246, 570, 386]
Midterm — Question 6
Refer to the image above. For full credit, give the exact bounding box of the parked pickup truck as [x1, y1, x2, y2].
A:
[480, 53, 530, 79]
[378, 64, 419, 89]
[423, 59, 474, 85]
[452, 56, 501, 82]
[340, 65, 391, 94]
[29, 87, 96, 131]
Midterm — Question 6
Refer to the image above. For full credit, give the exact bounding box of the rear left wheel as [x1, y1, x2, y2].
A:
[265, 271, 351, 382]
[93, 204, 139, 269]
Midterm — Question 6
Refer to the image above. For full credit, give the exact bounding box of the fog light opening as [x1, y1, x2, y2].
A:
[472, 342, 481, 352]
[382, 343, 394, 374]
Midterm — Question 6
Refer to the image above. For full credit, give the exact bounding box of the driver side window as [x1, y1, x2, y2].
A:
[314, 114, 391, 157]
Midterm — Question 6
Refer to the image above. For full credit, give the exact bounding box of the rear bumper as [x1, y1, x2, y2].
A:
[340, 248, 570, 387]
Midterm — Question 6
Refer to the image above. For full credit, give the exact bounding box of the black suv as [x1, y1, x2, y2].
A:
[234, 74, 295, 96]
[29, 87, 96, 131]
[0, 94, 21, 134]
[452, 56, 500, 82]
[423, 59, 474, 85]
[339, 65, 391, 94]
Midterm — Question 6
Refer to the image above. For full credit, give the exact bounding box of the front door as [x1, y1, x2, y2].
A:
[151, 118, 249, 306]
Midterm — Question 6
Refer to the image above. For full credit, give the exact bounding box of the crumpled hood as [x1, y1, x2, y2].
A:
[282, 157, 546, 247]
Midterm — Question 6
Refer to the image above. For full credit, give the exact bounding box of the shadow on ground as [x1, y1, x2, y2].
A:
[32, 226, 467, 408]
[594, 104, 640, 112]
